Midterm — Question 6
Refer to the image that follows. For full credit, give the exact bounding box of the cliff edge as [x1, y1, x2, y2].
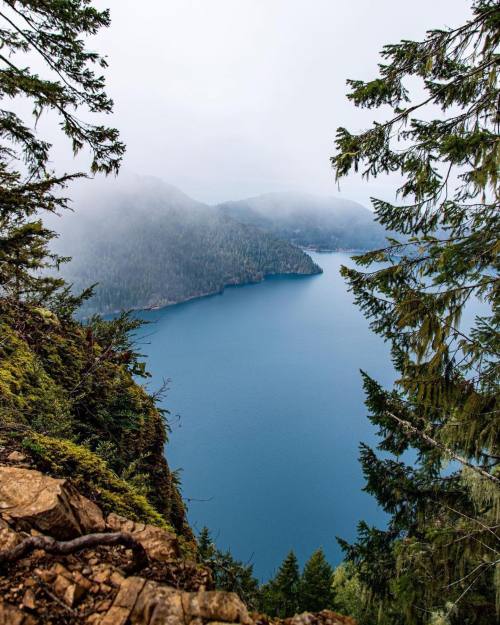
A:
[0, 451, 355, 625]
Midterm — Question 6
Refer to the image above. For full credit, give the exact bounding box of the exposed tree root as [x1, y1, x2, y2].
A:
[0, 531, 148, 572]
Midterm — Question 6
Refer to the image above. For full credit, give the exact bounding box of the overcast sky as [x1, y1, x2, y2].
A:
[54, 0, 472, 206]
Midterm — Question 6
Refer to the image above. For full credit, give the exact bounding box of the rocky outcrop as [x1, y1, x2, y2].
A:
[0, 463, 354, 625]
[106, 514, 180, 563]
[100, 578, 252, 625]
[0, 466, 105, 539]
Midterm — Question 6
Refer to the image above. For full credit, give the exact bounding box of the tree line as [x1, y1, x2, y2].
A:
[198, 527, 359, 619]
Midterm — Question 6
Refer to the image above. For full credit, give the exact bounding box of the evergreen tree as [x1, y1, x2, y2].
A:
[197, 526, 213, 562]
[332, 1, 499, 623]
[299, 549, 333, 613]
[197, 527, 260, 610]
[260, 550, 301, 617]
[0, 0, 124, 304]
[331, 563, 378, 625]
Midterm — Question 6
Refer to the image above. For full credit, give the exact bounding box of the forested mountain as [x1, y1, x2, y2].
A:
[218, 193, 388, 251]
[52, 177, 321, 316]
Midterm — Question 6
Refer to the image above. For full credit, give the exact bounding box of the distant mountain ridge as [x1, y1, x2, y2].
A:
[218, 192, 387, 251]
[52, 177, 322, 316]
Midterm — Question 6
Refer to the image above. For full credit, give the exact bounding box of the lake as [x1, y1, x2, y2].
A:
[136, 252, 394, 580]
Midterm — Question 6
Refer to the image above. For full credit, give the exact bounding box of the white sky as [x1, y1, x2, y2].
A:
[51, 0, 473, 206]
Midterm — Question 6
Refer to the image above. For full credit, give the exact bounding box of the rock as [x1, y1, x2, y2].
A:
[64, 582, 88, 608]
[37, 563, 92, 608]
[0, 602, 37, 625]
[286, 611, 357, 625]
[110, 571, 125, 587]
[33, 568, 55, 584]
[106, 513, 180, 562]
[129, 580, 185, 625]
[50, 563, 72, 578]
[73, 570, 93, 592]
[0, 519, 21, 552]
[53, 573, 87, 607]
[99, 576, 146, 625]
[6, 452, 27, 463]
[70, 490, 106, 536]
[182, 591, 252, 624]
[90, 566, 112, 585]
[22, 590, 36, 611]
[0, 467, 105, 539]
[100, 577, 252, 625]
[95, 600, 112, 613]
[105, 514, 138, 534]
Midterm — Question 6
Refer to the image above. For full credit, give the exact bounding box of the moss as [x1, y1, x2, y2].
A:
[22, 433, 174, 531]
[0, 323, 72, 436]
[0, 299, 192, 541]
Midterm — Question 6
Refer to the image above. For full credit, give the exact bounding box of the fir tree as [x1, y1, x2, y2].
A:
[0, 0, 124, 304]
[197, 526, 213, 562]
[197, 527, 260, 610]
[299, 549, 333, 613]
[332, 1, 499, 623]
[260, 550, 301, 617]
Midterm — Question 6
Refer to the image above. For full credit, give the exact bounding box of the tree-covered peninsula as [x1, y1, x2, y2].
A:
[52, 177, 322, 316]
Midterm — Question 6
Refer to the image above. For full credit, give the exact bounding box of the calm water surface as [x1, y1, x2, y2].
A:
[136, 252, 394, 579]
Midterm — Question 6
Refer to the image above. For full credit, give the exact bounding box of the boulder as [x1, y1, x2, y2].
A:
[182, 591, 252, 624]
[106, 513, 180, 562]
[100, 577, 252, 625]
[0, 467, 105, 539]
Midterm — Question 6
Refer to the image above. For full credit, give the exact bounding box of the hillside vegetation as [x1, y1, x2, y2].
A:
[52, 178, 322, 316]
[0, 297, 191, 541]
[218, 193, 387, 251]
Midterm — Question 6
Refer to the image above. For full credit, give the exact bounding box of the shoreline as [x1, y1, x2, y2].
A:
[97, 266, 323, 318]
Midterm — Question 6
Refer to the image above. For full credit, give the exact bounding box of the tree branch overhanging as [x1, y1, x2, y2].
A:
[385, 410, 500, 486]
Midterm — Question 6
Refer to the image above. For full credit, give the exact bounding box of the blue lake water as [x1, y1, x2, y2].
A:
[136, 252, 395, 580]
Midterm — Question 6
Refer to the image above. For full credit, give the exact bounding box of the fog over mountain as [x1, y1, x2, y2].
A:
[219, 193, 388, 251]
[51, 176, 321, 315]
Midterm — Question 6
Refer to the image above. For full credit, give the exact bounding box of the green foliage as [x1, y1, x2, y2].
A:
[332, 1, 499, 623]
[197, 527, 261, 610]
[260, 551, 301, 617]
[0, 297, 191, 539]
[0, 0, 124, 303]
[22, 433, 170, 528]
[0, 0, 193, 549]
[331, 563, 380, 625]
[0, 318, 73, 436]
[299, 548, 334, 613]
[199, 533, 351, 620]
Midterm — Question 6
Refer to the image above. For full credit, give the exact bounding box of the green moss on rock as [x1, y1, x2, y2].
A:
[22, 434, 169, 527]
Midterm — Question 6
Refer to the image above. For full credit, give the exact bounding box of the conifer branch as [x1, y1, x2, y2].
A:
[385, 411, 500, 486]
